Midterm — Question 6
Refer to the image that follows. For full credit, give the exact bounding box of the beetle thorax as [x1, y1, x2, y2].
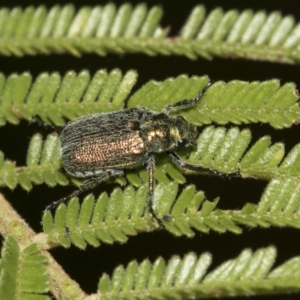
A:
[141, 113, 197, 153]
[173, 116, 198, 147]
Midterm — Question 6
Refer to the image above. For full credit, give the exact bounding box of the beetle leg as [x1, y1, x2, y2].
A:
[163, 81, 212, 114]
[168, 151, 240, 178]
[45, 169, 124, 211]
[146, 155, 163, 225]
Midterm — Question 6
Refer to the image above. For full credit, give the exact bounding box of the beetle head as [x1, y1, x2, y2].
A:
[174, 116, 198, 147]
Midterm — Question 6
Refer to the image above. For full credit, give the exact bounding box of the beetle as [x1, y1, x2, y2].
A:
[46, 82, 238, 221]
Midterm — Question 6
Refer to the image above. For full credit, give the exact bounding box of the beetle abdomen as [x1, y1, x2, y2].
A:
[63, 131, 145, 172]
[60, 110, 147, 176]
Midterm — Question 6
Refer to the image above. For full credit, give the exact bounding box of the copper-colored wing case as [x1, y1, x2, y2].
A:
[61, 108, 149, 176]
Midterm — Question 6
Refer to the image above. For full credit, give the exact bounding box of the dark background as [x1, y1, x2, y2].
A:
[1, 1, 300, 299]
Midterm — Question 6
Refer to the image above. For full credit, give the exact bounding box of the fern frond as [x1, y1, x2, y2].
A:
[188, 126, 280, 179]
[187, 125, 300, 180]
[154, 178, 300, 235]
[0, 70, 298, 127]
[2, 123, 300, 190]
[233, 178, 300, 228]
[128, 78, 299, 128]
[42, 185, 153, 249]
[0, 69, 137, 125]
[0, 236, 49, 300]
[0, 4, 165, 57]
[1, 4, 300, 63]
[179, 6, 300, 63]
[98, 247, 300, 299]
[43, 176, 300, 247]
[0, 133, 64, 190]
[167, 178, 300, 235]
